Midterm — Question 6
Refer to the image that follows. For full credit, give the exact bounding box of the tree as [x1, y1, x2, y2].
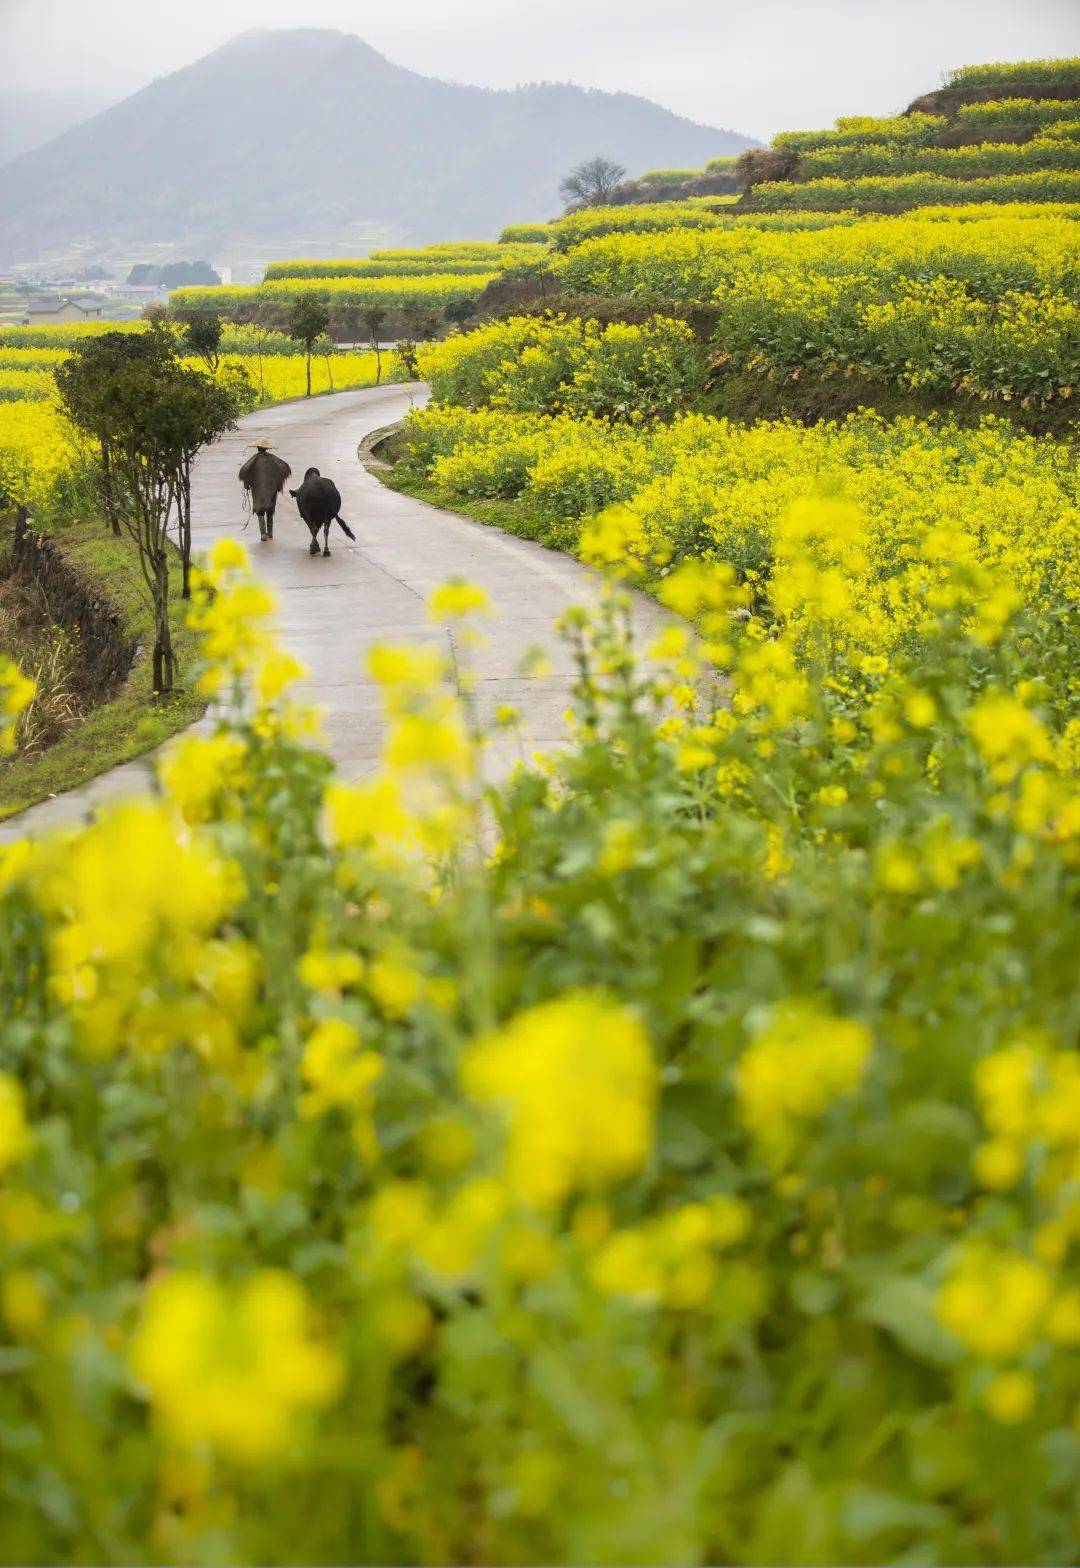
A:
[55, 329, 172, 538]
[559, 156, 627, 210]
[57, 325, 247, 691]
[402, 303, 440, 343]
[359, 304, 387, 384]
[443, 297, 478, 329]
[314, 333, 336, 393]
[288, 294, 332, 397]
[180, 310, 223, 373]
[168, 363, 252, 600]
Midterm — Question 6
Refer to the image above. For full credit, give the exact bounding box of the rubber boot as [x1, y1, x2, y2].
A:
[258, 514, 268, 542]
[267, 512, 274, 541]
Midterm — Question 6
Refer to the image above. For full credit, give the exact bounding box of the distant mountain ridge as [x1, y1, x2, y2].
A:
[0, 89, 112, 166]
[0, 30, 757, 265]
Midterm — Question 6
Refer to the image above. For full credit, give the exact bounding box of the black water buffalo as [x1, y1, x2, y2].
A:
[290, 467, 357, 557]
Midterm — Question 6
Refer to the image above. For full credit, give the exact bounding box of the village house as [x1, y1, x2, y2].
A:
[21, 296, 105, 325]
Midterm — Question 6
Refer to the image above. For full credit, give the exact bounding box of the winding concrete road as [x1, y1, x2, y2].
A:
[2, 383, 666, 841]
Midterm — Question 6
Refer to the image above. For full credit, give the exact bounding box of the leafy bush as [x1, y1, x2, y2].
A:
[419, 315, 707, 420]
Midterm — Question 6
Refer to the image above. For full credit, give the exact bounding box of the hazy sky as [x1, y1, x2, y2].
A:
[3, 0, 1077, 140]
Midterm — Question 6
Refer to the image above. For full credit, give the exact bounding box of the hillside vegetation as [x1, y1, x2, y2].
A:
[741, 56, 1080, 211]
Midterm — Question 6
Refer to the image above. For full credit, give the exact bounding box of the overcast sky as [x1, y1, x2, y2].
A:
[3, 0, 1077, 140]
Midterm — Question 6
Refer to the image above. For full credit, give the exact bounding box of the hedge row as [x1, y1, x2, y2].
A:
[796, 137, 1080, 182]
[747, 170, 1080, 212]
[774, 114, 946, 153]
[945, 57, 1080, 90]
[956, 97, 1080, 129]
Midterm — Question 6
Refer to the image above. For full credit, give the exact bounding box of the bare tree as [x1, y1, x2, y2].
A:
[559, 156, 627, 210]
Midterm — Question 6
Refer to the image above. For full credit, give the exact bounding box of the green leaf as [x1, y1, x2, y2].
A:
[858, 1275, 961, 1367]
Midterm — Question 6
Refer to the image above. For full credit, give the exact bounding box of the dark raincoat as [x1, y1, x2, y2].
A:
[238, 450, 292, 512]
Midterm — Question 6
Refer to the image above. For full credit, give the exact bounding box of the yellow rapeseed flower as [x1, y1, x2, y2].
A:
[937, 1247, 1051, 1360]
[130, 1270, 342, 1461]
[0, 1074, 31, 1173]
[463, 993, 656, 1206]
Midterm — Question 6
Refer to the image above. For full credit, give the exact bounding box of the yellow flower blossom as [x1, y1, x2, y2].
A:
[463, 993, 656, 1206]
[130, 1270, 342, 1461]
[937, 1247, 1051, 1360]
[736, 1003, 871, 1154]
[0, 1074, 31, 1173]
[428, 579, 493, 620]
[299, 1018, 383, 1122]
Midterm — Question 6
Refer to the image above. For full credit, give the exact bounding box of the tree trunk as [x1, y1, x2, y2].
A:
[374, 342, 382, 384]
[305, 349, 312, 398]
[180, 467, 192, 600]
[101, 443, 121, 536]
[152, 550, 174, 694]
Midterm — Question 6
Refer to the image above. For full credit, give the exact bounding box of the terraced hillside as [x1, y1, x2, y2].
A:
[740, 56, 1080, 210]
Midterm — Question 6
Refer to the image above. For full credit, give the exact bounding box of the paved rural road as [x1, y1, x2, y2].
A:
[1, 383, 666, 841]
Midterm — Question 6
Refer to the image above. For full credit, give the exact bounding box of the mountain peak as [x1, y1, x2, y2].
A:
[0, 35, 757, 266]
[212, 27, 395, 62]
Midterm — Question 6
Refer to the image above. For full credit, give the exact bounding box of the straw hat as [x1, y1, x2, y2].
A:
[252, 438, 275, 450]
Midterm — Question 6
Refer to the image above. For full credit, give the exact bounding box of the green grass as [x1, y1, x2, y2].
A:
[0, 514, 205, 819]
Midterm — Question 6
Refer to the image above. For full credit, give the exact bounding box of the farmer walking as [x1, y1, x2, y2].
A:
[238, 438, 292, 541]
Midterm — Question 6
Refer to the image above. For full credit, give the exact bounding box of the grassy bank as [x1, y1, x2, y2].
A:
[0, 512, 204, 818]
